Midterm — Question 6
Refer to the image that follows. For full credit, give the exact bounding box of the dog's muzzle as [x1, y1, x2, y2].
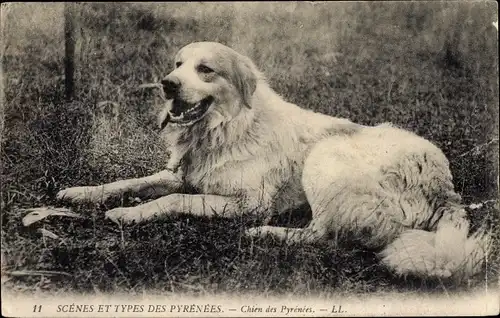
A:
[159, 76, 214, 128]
[166, 96, 214, 126]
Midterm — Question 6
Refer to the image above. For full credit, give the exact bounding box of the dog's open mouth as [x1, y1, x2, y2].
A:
[168, 96, 214, 125]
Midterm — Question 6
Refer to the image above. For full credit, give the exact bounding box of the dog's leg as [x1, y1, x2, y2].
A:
[56, 169, 183, 204]
[245, 222, 326, 244]
[104, 194, 243, 223]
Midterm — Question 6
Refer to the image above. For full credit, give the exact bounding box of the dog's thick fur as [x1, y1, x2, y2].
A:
[57, 42, 489, 280]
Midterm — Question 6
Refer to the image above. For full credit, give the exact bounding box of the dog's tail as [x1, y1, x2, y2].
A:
[380, 204, 491, 281]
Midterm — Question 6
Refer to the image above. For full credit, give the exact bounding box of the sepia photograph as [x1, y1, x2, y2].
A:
[1, 1, 499, 316]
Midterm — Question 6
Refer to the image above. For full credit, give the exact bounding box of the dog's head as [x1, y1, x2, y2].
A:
[159, 42, 259, 129]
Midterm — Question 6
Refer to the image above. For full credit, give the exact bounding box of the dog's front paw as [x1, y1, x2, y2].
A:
[105, 207, 149, 224]
[56, 186, 105, 204]
[245, 226, 271, 239]
[245, 227, 260, 238]
[428, 260, 457, 278]
[429, 268, 452, 278]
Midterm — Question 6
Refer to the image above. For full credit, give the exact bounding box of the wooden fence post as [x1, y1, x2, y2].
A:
[64, 3, 76, 102]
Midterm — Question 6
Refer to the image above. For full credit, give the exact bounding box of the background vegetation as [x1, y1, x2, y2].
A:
[1, 2, 498, 296]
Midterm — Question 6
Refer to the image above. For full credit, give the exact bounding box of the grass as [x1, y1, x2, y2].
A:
[1, 2, 499, 296]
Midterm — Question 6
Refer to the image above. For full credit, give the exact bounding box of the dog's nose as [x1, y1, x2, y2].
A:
[161, 76, 180, 99]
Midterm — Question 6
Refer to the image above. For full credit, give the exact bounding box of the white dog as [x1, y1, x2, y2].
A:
[58, 42, 489, 280]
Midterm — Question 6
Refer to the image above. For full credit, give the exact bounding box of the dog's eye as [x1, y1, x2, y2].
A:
[175, 61, 182, 68]
[197, 64, 214, 74]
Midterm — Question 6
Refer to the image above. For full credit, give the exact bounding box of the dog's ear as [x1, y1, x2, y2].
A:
[231, 55, 257, 108]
